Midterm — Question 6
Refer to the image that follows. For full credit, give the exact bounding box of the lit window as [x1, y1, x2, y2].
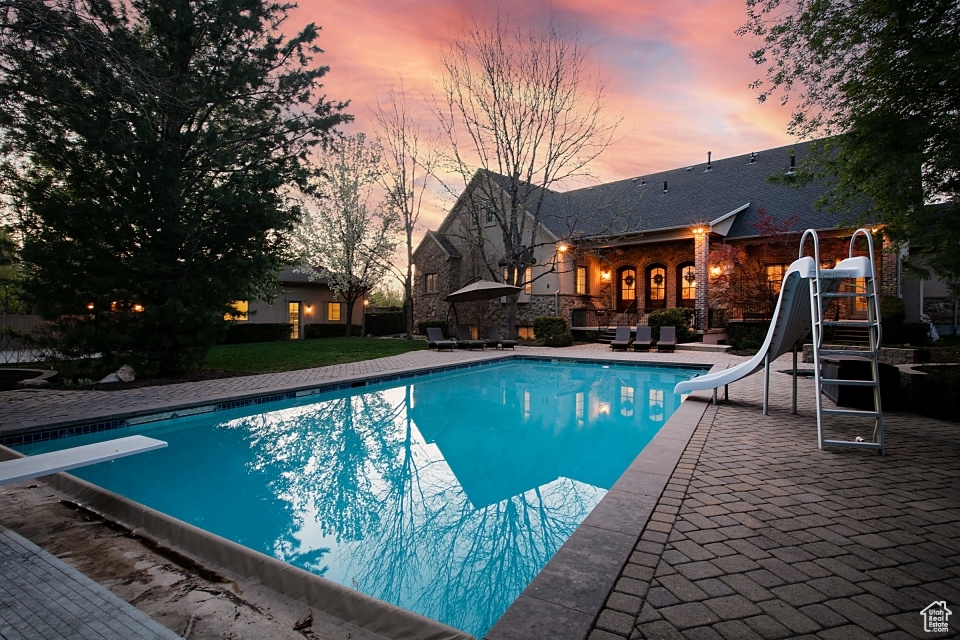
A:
[225, 300, 248, 321]
[517, 326, 534, 339]
[425, 273, 438, 293]
[680, 265, 696, 300]
[766, 264, 785, 294]
[327, 302, 341, 321]
[288, 302, 300, 339]
[621, 269, 637, 301]
[576, 266, 588, 295]
[524, 267, 532, 294]
[648, 267, 665, 301]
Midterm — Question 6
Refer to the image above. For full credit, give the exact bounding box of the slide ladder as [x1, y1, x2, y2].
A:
[803, 229, 884, 454]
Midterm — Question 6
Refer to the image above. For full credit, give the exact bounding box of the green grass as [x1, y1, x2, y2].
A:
[201, 337, 428, 374]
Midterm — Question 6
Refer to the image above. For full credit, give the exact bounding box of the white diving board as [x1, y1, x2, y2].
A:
[0, 435, 166, 486]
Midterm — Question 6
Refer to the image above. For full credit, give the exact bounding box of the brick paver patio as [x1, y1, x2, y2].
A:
[2, 344, 958, 639]
[589, 359, 960, 640]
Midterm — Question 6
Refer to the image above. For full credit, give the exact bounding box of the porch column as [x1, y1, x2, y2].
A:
[880, 233, 901, 298]
[694, 229, 709, 330]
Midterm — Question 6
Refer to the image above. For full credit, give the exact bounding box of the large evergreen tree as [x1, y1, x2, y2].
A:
[0, 0, 348, 373]
[740, 0, 960, 287]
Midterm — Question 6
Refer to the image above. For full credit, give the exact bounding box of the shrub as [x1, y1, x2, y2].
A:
[727, 322, 769, 351]
[543, 333, 573, 347]
[879, 296, 906, 344]
[533, 316, 568, 339]
[904, 322, 929, 346]
[224, 323, 290, 344]
[648, 308, 694, 343]
[417, 321, 449, 338]
[911, 365, 960, 421]
[304, 323, 362, 339]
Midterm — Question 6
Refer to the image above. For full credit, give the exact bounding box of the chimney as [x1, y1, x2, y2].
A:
[787, 152, 796, 174]
[749, 152, 757, 164]
[663, 181, 668, 193]
[705, 151, 712, 171]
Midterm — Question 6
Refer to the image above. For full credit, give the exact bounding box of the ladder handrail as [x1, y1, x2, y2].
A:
[848, 228, 882, 346]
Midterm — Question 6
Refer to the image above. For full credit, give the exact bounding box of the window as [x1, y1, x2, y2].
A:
[288, 302, 300, 339]
[485, 205, 496, 224]
[517, 326, 534, 339]
[502, 267, 532, 293]
[224, 300, 248, 321]
[648, 267, 665, 301]
[766, 264, 785, 294]
[620, 269, 636, 300]
[576, 266, 589, 295]
[425, 273, 438, 293]
[678, 263, 696, 308]
[327, 302, 341, 321]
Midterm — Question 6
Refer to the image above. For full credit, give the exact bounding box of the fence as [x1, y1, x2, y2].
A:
[364, 312, 406, 336]
[0, 315, 48, 364]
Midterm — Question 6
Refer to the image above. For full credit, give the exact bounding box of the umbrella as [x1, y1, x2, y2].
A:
[444, 280, 522, 326]
[444, 280, 522, 303]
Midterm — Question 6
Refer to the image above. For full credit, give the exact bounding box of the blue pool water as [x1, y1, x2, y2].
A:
[18, 359, 702, 637]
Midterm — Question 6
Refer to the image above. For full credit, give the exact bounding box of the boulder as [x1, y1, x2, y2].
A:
[117, 364, 136, 382]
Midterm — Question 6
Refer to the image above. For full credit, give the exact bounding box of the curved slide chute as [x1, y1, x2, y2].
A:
[674, 256, 817, 408]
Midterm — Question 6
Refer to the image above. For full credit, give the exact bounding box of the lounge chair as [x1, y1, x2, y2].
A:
[456, 326, 487, 350]
[632, 326, 652, 352]
[486, 326, 518, 350]
[426, 327, 456, 351]
[658, 326, 677, 353]
[610, 326, 631, 351]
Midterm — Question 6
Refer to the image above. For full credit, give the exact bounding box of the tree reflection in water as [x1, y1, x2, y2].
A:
[219, 362, 690, 636]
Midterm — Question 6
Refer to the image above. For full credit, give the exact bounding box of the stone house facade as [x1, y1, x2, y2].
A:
[413, 141, 896, 339]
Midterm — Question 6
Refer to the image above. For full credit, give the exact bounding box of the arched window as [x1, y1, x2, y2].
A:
[677, 262, 696, 308]
[645, 264, 667, 309]
[617, 266, 637, 312]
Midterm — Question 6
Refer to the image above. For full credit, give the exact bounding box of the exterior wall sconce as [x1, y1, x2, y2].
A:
[710, 266, 722, 277]
[305, 305, 313, 314]
[132, 304, 144, 313]
[601, 271, 611, 281]
[692, 226, 706, 235]
[557, 243, 568, 253]
[86, 302, 95, 310]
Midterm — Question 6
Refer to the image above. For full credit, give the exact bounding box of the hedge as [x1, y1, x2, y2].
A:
[305, 323, 362, 339]
[648, 308, 694, 343]
[224, 323, 290, 344]
[532, 316, 568, 339]
[728, 322, 769, 351]
[417, 321, 449, 338]
[880, 296, 906, 344]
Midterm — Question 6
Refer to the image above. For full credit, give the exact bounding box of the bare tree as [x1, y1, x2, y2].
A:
[436, 14, 621, 336]
[373, 80, 440, 339]
[293, 134, 399, 336]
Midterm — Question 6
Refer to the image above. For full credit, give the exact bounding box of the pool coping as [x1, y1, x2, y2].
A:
[3, 354, 721, 640]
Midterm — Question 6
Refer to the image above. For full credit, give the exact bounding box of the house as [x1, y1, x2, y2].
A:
[228, 267, 365, 339]
[412, 140, 905, 341]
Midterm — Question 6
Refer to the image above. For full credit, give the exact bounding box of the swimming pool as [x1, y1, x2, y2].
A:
[17, 359, 703, 637]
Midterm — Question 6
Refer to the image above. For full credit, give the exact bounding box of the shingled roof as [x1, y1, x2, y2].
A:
[489, 140, 873, 242]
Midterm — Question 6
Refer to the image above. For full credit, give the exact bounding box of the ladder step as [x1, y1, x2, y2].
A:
[823, 320, 876, 326]
[819, 379, 878, 387]
[821, 439, 884, 450]
[822, 292, 869, 298]
[818, 349, 876, 356]
[822, 408, 880, 417]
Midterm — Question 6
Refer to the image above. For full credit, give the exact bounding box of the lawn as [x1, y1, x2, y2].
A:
[201, 337, 428, 374]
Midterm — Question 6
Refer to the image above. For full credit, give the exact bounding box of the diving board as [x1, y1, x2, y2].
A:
[0, 435, 166, 486]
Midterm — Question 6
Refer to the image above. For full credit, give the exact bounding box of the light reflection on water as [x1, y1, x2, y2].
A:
[18, 361, 699, 637]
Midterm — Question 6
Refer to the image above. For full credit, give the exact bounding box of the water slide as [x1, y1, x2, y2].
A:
[674, 253, 875, 411]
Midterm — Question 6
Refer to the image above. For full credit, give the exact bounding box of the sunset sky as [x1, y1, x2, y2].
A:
[290, 0, 799, 232]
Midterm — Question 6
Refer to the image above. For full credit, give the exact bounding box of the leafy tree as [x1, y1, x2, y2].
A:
[436, 15, 621, 337]
[739, 0, 960, 288]
[0, 0, 348, 373]
[293, 133, 399, 336]
[0, 227, 26, 314]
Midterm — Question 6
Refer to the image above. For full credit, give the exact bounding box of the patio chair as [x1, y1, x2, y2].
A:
[486, 326, 518, 350]
[456, 326, 487, 350]
[632, 326, 652, 352]
[658, 326, 677, 353]
[610, 326, 631, 351]
[426, 327, 456, 351]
